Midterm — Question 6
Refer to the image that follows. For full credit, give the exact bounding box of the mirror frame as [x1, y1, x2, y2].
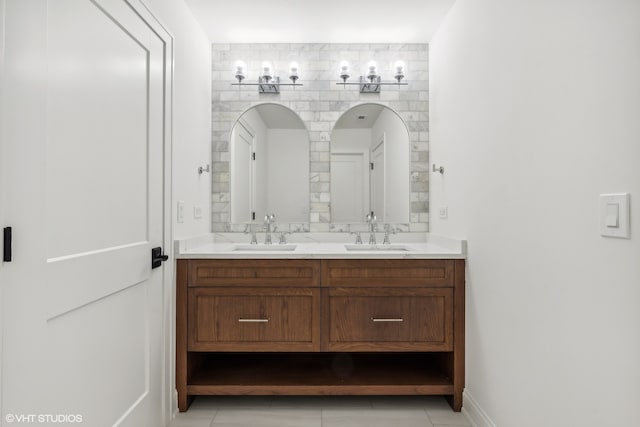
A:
[227, 102, 311, 231]
[330, 102, 412, 227]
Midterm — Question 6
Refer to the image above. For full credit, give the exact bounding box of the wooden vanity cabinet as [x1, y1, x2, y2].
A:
[177, 258, 465, 412]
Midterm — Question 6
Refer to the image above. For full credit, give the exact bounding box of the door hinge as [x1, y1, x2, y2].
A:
[370, 162, 374, 170]
[252, 212, 256, 221]
[151, 246, 168, 269]
[252, 152, 256, 160]
[3, 227, 12, 262]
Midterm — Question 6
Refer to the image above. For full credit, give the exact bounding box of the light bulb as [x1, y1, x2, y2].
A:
[394, 60, 405, 74]
[289, 61, 299, 76]
[367, 61, 378, 80]
[234, 60, 246, 82]
[289, 61, 299, 83]
[394, 60, 405, 82]
[261, 61, 273, 81]
[339, 60, 350, 81]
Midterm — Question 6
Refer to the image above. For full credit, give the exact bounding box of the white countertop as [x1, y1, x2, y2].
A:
[175, 233, 466, 259]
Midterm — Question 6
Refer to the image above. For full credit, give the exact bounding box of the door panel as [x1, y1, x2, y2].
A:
[45, 242, 148, 319]
[1, 0, 170, 425]
[46, 0, 149, 259]
[48, 285, 148, 422]
[331, 153, 368, 223]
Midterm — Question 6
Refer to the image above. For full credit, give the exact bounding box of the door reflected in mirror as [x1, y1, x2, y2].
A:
[230, 104, 309, 223]
[331, 104, 410, 224]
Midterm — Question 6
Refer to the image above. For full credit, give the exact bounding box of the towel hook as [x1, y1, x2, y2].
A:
[432, 164, 444, 174]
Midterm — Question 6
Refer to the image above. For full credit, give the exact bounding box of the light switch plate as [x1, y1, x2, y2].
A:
[439, 206, 448, 219]
[600, 193, 630, 238]
[193, 205, 202, 219]
[177, 200, 185, 223]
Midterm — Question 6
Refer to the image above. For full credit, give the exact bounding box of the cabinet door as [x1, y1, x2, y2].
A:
[325, 288, 453, 351]
[188, 287, 320, 351]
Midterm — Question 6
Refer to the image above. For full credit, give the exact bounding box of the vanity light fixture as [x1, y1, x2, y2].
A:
[337, 59, 408, 93]
[232, 60, 303, 93]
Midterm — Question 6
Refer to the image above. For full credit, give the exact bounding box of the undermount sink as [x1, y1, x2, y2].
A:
[344, 244, 411, 251]
[233, 244, 297, 251]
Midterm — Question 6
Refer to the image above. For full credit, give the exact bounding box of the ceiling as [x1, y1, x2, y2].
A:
[334, 104, 384, 129]
[253, 104, 306, 129]
[184, 0, 456, 43]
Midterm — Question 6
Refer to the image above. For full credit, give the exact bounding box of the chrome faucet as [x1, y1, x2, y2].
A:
[350, 231, 363, 245]
[366, 211, 377, 245]
[264, 213, 275, 245]
[248, 223, 258, 245]
[278, 232, 290, 245]
[383, 224, 395, 245]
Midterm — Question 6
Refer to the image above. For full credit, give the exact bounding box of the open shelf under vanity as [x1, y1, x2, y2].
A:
[186, 352, 455, 396]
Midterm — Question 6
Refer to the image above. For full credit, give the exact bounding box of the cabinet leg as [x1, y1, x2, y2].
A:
[178, 394, 193, 412]
[446, 393, 463, 412]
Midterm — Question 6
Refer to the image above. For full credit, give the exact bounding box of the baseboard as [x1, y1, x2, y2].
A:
[462, 390, 497, 427]
[171, 389, 178, 421]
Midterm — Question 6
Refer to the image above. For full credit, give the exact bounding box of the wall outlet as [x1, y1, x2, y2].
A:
[439, 206, 449, 219]
[177, 200, 185, 223]
[193, 205, 202, 219]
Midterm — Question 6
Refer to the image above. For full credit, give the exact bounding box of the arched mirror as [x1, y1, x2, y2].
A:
[230, 104, 309, 223]
[331, 104, 410, 224]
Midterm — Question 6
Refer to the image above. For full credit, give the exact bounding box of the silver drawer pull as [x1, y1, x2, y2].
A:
[371, 317, 404, 322]
[238, 318, 270, 323]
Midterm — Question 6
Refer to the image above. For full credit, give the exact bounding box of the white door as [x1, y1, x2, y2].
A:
[330, 152, 368, 223]
[371, 136, 386, 222]
[230, 121, 255, 223]
[1, 1, 171, 426]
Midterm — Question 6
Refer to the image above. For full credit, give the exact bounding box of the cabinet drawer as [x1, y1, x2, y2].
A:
[322, 260, 454, 287]
[188, 259, 320, 287]
[188, 287, 320, 351]
[325, 288, 453, 351]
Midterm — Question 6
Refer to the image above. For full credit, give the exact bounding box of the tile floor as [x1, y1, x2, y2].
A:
[169, 396, 472, 427]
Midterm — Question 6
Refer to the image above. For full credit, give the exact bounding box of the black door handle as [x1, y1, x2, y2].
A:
[151, 246, 169, 269]
[3, 227, 11, 262]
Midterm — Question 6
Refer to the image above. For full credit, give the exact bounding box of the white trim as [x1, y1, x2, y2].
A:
[124, 1, 175, 425]
[462, 390, 498, 427]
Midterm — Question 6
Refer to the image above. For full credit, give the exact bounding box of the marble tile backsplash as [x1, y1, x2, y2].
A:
[211, 43, 429, 232]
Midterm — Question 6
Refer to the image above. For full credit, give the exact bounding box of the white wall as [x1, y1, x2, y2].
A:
[429, 1, 640, 426]
[372, 108, 411, 223]
[144, 0, 211, 240]
[331, 129, 372, 153]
